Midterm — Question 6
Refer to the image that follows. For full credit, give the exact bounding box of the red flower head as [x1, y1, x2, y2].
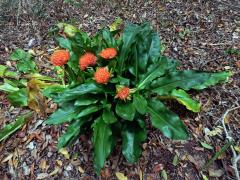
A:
[94, 67, 111, 84]
[99, 48, 117, 60]
[50, 50, 70, 66]
[115, 86, 131, 100]
[79, 52, 97, 70]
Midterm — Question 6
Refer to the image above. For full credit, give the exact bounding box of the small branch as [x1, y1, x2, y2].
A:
[221, 106, 240, 180]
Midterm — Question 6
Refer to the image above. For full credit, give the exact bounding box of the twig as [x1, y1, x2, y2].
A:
[221, 106, 240, 180]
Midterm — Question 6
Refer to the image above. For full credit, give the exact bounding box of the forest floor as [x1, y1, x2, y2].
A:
[0, 0, 240, 179]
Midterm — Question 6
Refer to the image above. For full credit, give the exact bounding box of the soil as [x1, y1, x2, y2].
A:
[0, 0, 240, 179]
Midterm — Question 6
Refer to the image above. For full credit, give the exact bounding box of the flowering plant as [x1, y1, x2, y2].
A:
[45, 22, 231, 174]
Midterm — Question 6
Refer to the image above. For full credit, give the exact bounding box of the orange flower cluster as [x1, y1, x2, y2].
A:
[94, 67, 111, 84]
[99, 48, 117, 60]
[115, 87, 130, 100]
[50, 47, 132, 100]
[79, 52, 97, 70]
[50, 50, 70, 66]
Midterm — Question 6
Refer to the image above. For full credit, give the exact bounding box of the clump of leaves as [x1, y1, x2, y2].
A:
[45, 22, 231, 175]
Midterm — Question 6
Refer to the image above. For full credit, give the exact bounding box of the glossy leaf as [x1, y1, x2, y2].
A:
[57, 119, 85, 149]
[122, 120, 147, 163]
[151, 71, 231, 95]
[74, 95, 99, 106]
[56, 37, 72, 50]
[137, 57, 177, 90]
[118, 23, 141, 73]
[0, 83, 19, 93]
[45, 105, 79, 125]
[93, 117, 115, 175]
[102, 106, 117, 124]
[133, 94, 147, 114]
[0, 112, 32, 142]
[116, 101, 135, 121]
[169, 89, 200, 112]
[76, 105, 102, 118]
[147, 98, 188, 140]
[54, 82, 103, 103]
[7, 88, 28, 106]
[42, 85, 66, 98]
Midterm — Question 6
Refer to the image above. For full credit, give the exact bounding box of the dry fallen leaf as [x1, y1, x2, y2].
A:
[116, 172, 127, 180]
[236, 60, 240, 68]
[59, 148, 70, 159]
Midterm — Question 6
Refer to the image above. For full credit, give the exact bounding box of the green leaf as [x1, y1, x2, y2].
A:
[147, 98, 188, 140]
[56, 37, 72, 50]
[0, 83, 19, 93]
[93, 117, 115, 175]
[169, 89, 200, 112]
[102, 28, 116, 47]
[45, 105, 79, 125]
[4, 70, 19, 78]
[122, 120, 147, 163]
[7, 88, 28, 106]
[102, 106, 117, 124]
[133, 94, 147, 114]
[118, 23, 141, 73]
[42, 85, 66, 98]
[76, 105, 102, 118]
[151, 71, 231, 95]
[74, 95, 99, 106]
[0, 65, 7, 77]
[57, 119, 85, 149]
[137, 57, 177, 90]
[10, 48, 28, 60]
[116, 101, 135, 121]
[16, 59, 36, 73]
[200, 142, 213, 150]
[54, 82, 103, 103]
[0, 112, 32, 142]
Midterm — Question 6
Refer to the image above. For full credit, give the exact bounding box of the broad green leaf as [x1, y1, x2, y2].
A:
[56, 37, 72, 50]
[133, 94, 147, 114]
[102, 106, 117, 124]
[74, 96, 99, 106]
[147, 99, 188, 140]
[25, 73, 61, 82]
[0, 65, 7, 77]
[93, 117, 115, 175]
[0, 112, 32, 142]
[42, 85, 66, 98]
[10, 48, 28, 60]
[54, 82, 103, 103]
[122, 120, 147, 163]
[151, 71, 231, 95]
[118, 23, 141, 73]
[67, 52, 80, 75]
[16, 59, 36, 73]
[76, 105, 102, 118]
[57, 119, 85, 149]
[102, 28, 116, 47]
[116, 101, 135, 121]
[7, 88, 28, 106]
[0, 83, 19, 93]
[169, 89, 200, 112]
[4, 70, 19, 78]
[137, 57, 177, 90]
[45, 105, 79, 125]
